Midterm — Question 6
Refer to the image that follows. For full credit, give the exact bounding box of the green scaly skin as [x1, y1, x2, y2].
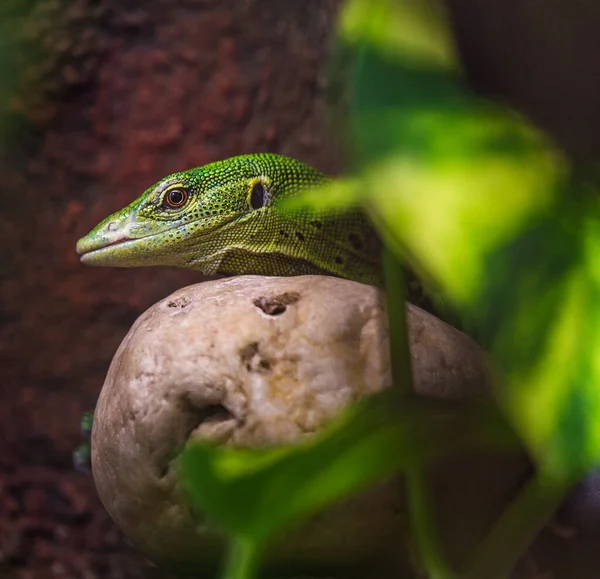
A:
[73, 153, 383, 472]
[76, 153, 381, 285]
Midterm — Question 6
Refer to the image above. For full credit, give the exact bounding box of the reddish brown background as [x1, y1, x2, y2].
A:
[0, 1, 599, 578]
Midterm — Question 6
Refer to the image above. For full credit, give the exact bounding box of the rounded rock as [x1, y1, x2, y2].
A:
[91, 275, 496, 575]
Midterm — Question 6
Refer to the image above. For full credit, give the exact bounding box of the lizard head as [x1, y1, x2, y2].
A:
[76, 153, 326, 271]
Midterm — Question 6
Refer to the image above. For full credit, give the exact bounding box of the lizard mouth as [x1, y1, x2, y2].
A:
[78, 237, 147, 264]
[76, 221, 189, 265]
[76, 215, 240, 267]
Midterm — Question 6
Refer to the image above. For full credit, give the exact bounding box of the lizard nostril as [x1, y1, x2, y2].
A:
[107, 221, 118, 232]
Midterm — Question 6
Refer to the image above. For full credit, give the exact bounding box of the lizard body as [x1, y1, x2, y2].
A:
[76, 153, 382, 286]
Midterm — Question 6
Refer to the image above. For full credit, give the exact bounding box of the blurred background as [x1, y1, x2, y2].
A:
[0, 0, 599, 577]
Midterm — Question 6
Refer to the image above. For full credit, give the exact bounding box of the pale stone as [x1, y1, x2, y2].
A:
[91, 275, 521, 576]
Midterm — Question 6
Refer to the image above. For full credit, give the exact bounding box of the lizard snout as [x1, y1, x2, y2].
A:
[76, 211, 135, 260]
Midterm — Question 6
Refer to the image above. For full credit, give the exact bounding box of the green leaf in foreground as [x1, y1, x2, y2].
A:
[338, 0, 458, 72]
[178, 392, 517, 548]
[344, 23, 567, 302]
[311, 0, 600, 476]
[341, 29, 600, 475]
[486, 208, 600, 476]
[178, 392, 408, 548]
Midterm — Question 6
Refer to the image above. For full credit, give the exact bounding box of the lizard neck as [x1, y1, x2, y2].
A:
[178, 205, 383, 286]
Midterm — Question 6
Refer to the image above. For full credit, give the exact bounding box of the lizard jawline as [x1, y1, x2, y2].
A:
[78, 236, 156, 266]
[78, 216, 239, 267]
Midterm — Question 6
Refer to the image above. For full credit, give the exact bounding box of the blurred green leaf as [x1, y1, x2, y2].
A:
[484, 207, 600, 475]
[179, 392, 516, 548]
[358, 122, 565, 307]
[178, 391, 409, 546]
[282, 177, 363, 212]
[339, 0, 600, 475]
[338, 0, 458, 71]
[318, 0, 600, 477]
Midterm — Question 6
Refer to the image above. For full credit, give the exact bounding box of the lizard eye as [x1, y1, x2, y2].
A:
[163, 188, 188, 209]
[249, 181, 267, 210]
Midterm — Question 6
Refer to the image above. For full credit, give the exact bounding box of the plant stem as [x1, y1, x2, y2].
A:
[382, 247, 413, 397]
[463, 472, 573, 579]
[222, 537, 261, 579]
[383, 247, 456, 578]
[407, 468, 458, 579]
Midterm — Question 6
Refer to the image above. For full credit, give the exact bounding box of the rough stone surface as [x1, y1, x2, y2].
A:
[91, 275, 508, 576]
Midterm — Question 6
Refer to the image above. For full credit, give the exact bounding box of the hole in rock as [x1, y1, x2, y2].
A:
[253, 291, 300, 316]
